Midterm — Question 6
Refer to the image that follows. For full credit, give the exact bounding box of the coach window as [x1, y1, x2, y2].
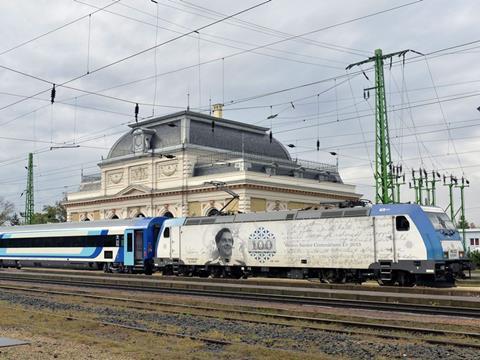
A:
[396, 216, 410, 231]
[127, 233, 133, 252]
[163, 227, 170, 238]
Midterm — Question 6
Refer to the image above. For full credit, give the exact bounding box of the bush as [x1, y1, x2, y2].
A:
[469, 251, 480, 268]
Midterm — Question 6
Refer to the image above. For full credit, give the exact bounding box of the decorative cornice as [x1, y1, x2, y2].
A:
[64, 183, 359, 208]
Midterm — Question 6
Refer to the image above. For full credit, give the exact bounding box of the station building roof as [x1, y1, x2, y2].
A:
[106, 110, 291, 161]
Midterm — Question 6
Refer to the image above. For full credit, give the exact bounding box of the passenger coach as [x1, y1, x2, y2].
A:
[0, 217, 164, 274]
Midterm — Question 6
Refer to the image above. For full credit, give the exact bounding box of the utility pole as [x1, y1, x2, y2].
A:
[410, 169, 424, 205]
[428, 171, 442, 206]
[25, 153, 34, 224]
[455, 177, 470, 251]
[391, 164, 405, 203]
[443, 175, 457, 224]
[421, 169, 431, 205]
[347, 49, 411, 204]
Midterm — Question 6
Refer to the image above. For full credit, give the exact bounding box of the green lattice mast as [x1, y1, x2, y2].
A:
[25, 153, 34, 224]
[347, 49, 411, 204]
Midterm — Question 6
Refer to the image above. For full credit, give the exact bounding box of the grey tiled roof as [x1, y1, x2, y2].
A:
[106, 111, 290, 160]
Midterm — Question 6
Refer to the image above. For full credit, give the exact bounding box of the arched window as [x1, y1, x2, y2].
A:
[136, 213, 145, 218]
[163, 211, 174, 218]
[111, 214, 119, 219]
[83, 218, 90, 221]
[207, 208, 219, 216]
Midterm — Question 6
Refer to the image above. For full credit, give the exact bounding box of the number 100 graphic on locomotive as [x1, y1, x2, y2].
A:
[155, 204, 470, 285]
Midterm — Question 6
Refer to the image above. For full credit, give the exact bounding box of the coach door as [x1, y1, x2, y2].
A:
[134, 230, 144, 264]
[124, 229, 144, 266]
[124, 230, 134, 266]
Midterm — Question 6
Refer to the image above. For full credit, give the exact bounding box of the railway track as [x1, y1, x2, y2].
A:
[0, 271, 479, 318]
[15, 267, 480, 296]
[1, 284, 480, 350]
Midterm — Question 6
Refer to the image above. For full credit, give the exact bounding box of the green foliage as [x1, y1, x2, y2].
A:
[457, 218, 470, 229]
[31, 200, 67, 224]
[0, 197, 14, 225]
[10, 213, 21, 226]
[470, 251, 480, 267]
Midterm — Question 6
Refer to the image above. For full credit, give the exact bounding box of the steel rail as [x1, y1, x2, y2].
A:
[1, 284, 480, 350]
[13, 268, 480, 297]
[1, 274, 479, 319]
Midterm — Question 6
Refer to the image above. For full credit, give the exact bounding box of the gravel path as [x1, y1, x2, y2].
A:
[0, 291, 479, 359]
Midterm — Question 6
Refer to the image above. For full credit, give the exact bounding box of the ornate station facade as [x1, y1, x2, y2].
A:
[65, 110, 361, 221]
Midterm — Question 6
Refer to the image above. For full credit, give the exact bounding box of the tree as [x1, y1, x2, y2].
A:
[10, 213, 21, 226]
[31, 200, 67, 224]
[0, 197, 14, 225]
[458, 218, 470, 229]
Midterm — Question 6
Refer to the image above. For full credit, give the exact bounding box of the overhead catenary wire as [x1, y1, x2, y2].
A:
[0, 0, 273, 114]
[0, 0, 425, 118]
[0, 0, 121, 57]
[165, 0, 370, 56]
[75, 0, 348, 68]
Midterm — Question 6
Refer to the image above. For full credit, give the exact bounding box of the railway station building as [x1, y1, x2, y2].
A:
[65, 109, 361, 221]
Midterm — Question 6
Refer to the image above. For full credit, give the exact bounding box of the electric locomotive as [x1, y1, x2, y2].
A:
[154, 204, 470, 285]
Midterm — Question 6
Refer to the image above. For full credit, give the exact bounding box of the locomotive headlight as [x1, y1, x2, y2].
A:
[459, 251, 465, 258]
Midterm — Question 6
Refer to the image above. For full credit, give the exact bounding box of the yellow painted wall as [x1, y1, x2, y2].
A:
[223, 199, 239, 213]
[288, 201, 306, 210]
[250, 197, 266, 212]
[93, 210, 100, 220]
[70, 213, 79, 221]
[188, 201, 201, 216]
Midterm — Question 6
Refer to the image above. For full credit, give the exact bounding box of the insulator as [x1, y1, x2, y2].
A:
[269, 131, 272, 143]
[290, 102, 295, 109]
[211, 120, 215, 132]
[134, 103, 139, 122]
[362, 71, 369, 81]
[316, 139, 320, 151]
[50, 84, 56, 104]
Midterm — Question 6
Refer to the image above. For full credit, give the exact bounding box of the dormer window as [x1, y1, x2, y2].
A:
[132, 128, 155, 154]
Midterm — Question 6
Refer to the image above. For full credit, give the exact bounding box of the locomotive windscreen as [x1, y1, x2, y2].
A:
[426, 212, 455, 231]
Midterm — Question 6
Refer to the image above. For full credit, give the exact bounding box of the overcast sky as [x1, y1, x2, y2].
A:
[0, 0, 479, 223]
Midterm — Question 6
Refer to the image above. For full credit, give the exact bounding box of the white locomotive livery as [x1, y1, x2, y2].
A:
[155, 204, 469, 285]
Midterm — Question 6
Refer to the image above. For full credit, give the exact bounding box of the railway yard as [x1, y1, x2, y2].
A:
[0, 269, 478, 359]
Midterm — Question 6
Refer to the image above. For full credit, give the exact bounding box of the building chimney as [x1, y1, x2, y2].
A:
[212, 103, 223, 118]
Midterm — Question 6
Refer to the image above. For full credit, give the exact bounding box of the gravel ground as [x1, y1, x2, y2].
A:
[0, 290, 479, 359]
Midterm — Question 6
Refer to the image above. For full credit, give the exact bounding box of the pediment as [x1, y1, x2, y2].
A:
[115, 185, 151, 197]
